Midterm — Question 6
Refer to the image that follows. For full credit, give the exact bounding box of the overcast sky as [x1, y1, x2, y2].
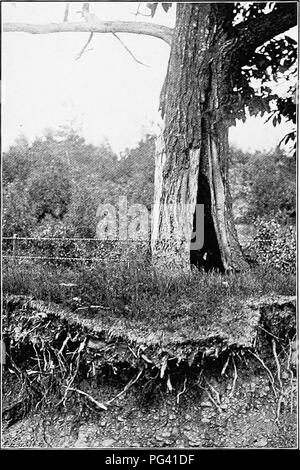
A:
[2, 2, 297, 155]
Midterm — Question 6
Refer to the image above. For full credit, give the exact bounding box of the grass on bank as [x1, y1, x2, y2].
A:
[3, 255, 295, 347]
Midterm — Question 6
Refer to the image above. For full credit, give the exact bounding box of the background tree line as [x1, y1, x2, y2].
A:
[2, 129, 155, 239]
[2, 128, 295, 272]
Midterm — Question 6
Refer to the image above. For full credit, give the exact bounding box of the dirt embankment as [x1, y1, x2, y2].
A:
[2, 295, 297, 448]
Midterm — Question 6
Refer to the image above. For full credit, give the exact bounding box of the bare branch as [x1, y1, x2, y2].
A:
[63, 3, 69, 22]
[3, 20, 173, 45]
[75, 32, 94, 60]
[134, 2, 142, 20]
[112, 32, 148, 67]
[234, 3, 297, 63]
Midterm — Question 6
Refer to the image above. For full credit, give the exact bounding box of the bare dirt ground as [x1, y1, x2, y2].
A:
[2, 358, 297, 449]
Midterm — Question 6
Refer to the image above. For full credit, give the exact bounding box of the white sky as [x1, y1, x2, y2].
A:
[1, 2, 297, 155]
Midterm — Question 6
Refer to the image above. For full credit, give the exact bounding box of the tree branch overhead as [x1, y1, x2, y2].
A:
[234, 3, 297, 61]
[3, 20, 173, 45]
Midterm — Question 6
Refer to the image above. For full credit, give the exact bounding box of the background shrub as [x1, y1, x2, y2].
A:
[248, 214, 296, 273]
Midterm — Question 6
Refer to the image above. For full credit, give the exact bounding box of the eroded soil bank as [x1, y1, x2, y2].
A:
[2, 295, 297, 448]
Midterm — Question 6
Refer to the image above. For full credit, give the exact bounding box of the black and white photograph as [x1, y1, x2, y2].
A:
[1, 0, 298, 452]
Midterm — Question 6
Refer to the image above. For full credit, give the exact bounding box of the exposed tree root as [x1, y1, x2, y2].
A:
[197, 382, 222, 413]
[106, 368, 144, 405]
[204, 378, 221, 405]
[249, 350, 277, 397]
[272, 339, 283, 391]
[272, 339, 284, 424]
[204, 388, 223, 413]
[229, 356, 238, 398]
[176, 376, 187, 404]
[287, 339, 295, 415]
[258, 326, 283, 341]
[63, 386, 107, 410]
[2, 294, 296, 427]
[221, 354, 231, 376]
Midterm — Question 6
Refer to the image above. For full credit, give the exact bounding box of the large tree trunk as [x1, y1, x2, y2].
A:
[151, 3, 248, 273]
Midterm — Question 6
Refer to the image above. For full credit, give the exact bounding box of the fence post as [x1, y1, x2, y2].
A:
[1, 340, 6, 368]
[12, 233, 17, 260]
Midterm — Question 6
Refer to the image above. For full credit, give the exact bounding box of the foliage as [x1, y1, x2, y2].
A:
[146, 3, 172, 17]
[2, 129, 156, 241]
[64, 183, 101, 239]
[250, 215, 296, 274]
[229, 3, 297, 153]
[2, 135, 33, 185]
[229, 147, 296, 223]
[26, 215, 77, 263]
[2, 181, 36, 237]
[110, 134, 155, 208]
[229, 147, 296, 275]
[28, 159, 72, 222]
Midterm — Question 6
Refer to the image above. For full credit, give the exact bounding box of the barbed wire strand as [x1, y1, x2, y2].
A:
[3, 255, 133, 262]
[2, 237, 136, 242]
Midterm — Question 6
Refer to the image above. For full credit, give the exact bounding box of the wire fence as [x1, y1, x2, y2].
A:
[2, 236, 152, 305]
[2, 235, 149, 263]
[3, 230, 294, 263]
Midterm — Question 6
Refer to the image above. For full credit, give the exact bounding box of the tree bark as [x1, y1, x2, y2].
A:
[151, 3, 248, 273]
